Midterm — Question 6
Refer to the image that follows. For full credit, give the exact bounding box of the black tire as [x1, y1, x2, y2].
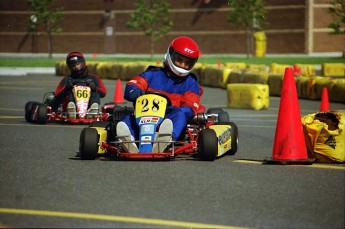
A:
[79, 128, 99, 160]
[228, 122, 239, 155]
[207, 108, 224, 114]
[112, 105, 134, 122]
[37, 104, 48, 124]
[25, 101, 39, 122]
[218, 111, 230, 122]
[89, 121, 110, 128]
[198, 128, 218, 161]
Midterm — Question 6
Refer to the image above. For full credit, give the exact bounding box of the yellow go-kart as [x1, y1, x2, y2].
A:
[79, 92, 238, 161]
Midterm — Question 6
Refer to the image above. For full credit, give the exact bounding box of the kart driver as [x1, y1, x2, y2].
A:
[117, 36, 201, 153]
[50, 51, 107, 118]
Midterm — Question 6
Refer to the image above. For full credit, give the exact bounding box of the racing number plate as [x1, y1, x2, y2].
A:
[73, 86, 91, 101]
[135, 94, 168, 119]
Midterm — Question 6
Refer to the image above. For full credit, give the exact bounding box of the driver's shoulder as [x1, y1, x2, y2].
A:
[145, 65, 164, 72]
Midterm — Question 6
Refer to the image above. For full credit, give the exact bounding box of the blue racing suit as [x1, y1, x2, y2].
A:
[122, 65, 201, 140]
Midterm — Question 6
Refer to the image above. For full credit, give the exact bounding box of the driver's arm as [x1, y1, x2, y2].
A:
[124, 76, 148, 102]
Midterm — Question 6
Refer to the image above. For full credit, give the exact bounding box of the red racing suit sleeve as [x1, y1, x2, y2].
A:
[54, 76, 70, 97]
[93, 75, 107, 98]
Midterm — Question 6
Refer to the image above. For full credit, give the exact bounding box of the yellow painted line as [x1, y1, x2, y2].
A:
[0, 115, 23, 119]
[0, 108, 23, 111]
[234, 159, 345, 170]
[237, 124, 275, 128]
[0, 208, 249, 229]
[235, 119, 277, 122]
[230, 114, 277, 117]
[234, 159, 262, 164]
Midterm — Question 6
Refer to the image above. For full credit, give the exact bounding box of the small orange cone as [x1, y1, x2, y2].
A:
[217, 61, 221, 67]
[264, 67, 314, 165]
[113, 79, 124, 104]
[293, 64, 302, 76]
[320, 87, 330, 112]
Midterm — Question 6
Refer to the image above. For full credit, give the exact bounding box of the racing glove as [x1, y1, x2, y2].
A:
[125, 88, 144, 102]
[89, 82, 97, 92]
[65, 80, 75, 90]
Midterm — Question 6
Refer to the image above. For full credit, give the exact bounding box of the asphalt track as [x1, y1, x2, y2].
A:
[0, 74, 344, 228]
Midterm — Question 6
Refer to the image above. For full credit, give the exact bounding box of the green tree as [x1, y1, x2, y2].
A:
[28, 0, 63, 58]
[127, 0, 172, 59]
[227, 0, 267, 58]
[328, 0, 345, 34]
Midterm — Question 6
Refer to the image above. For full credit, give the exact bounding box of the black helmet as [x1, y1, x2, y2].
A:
[66, 51, 86, 75]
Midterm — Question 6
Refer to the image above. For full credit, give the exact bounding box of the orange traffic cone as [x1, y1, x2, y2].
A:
[264, 67, 314, 165]
[113, 79, 124, 104]
[320, 87, 330, 112]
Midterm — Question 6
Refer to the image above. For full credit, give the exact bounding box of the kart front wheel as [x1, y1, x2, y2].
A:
[37, 104, 48, 124]
[206, 108, 224, 114]
[79, 128, 99, 160]
[228, 122, 239, 155]
[25, 101, 39, 122]
[198, 129, 218, 161]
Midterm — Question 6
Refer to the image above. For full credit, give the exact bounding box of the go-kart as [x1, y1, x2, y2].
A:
[78, 92, 238, 161]
[25, 82, 115, 124]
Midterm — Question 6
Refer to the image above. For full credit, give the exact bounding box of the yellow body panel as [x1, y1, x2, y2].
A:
[208, 125, 232, 157]
[93, 127, 108, 154]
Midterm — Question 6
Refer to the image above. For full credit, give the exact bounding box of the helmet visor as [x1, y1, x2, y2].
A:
[68, 56, 83, 71]
[170, 50, 197, 71]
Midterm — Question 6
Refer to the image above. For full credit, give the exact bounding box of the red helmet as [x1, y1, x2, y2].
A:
[165, 36, 200, 76]
[66, 51, 86, 75]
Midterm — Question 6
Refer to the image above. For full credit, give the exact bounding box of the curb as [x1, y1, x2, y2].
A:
[0, 67, 55, 76]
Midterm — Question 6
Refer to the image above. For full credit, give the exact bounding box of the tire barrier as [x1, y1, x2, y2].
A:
[55, 61, 345, 103]
[321, 63, 345, 77]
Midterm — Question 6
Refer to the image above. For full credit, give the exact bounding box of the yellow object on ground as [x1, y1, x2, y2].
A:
[226, 83, 269, 110]
[302, 111, 345, 163]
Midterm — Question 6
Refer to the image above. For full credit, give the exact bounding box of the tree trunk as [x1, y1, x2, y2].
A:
[150, 33, 154, 60]
[47, 32, 52, 58]
[246, 28, 251, 58]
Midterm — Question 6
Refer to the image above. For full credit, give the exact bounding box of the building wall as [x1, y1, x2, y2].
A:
[0, 0, 343, 55]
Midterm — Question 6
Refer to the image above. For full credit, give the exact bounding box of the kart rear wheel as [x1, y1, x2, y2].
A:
[228, 122, 239, 155]
[198, 128, 218, 161]
[37, 104, 48, 124]
[89, 121, 110, 128]
[207, 108, 224, 114]
[79, 128, 99, 160]
[218, 111, 230, 122]
[25, 101, 39, 122]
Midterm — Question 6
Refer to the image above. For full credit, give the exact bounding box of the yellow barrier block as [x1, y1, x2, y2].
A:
[294, 64, 316, 77]
[246, 64, 268, 72]
[322, 63, 345, 77]
[227, 84, 269, 110]
[270, 63, 291, 75]
[224, 62, 246, 70]
[201, 66, 223, 88]
[242, 70, 269, 84]
[330, 78, 345, 103]
[267, 73, 284, 96]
